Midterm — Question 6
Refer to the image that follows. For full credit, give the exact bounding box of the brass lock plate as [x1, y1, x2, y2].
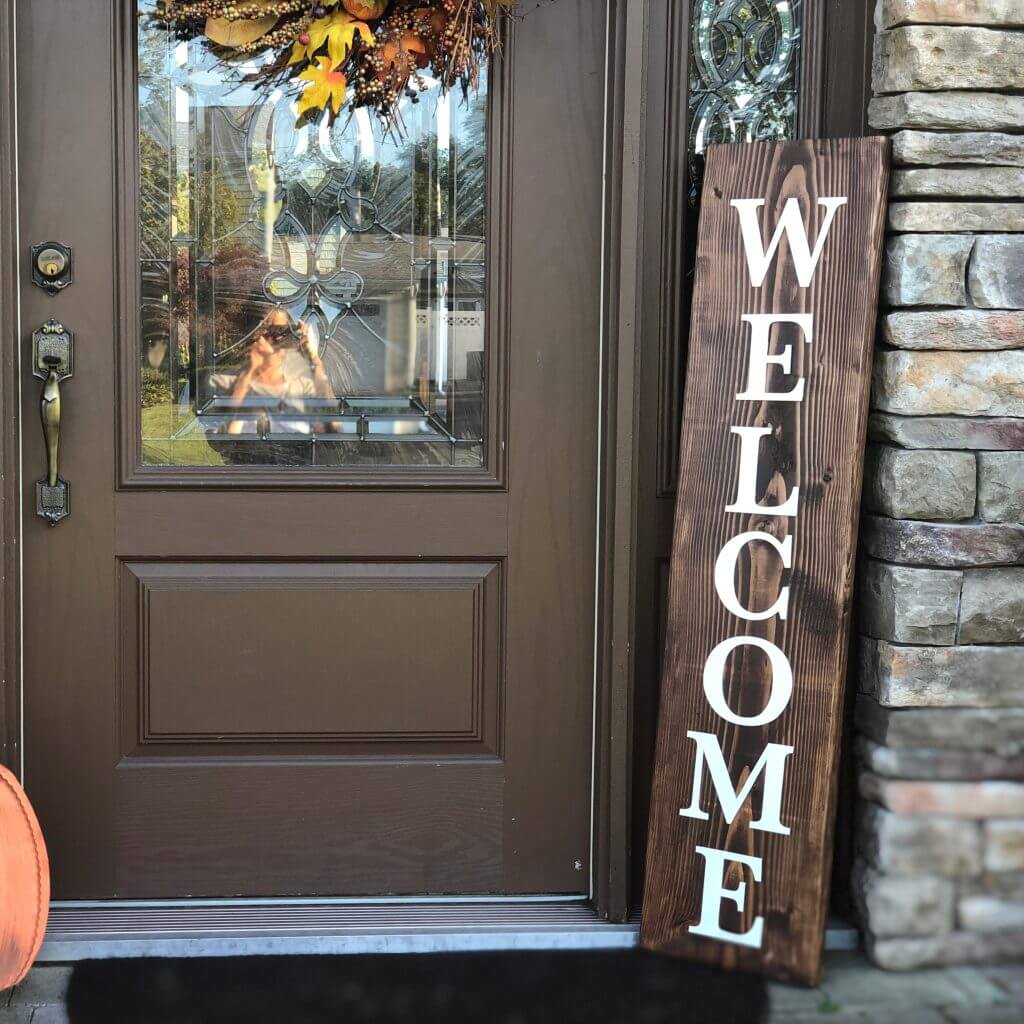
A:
[31, 319, 74, 381]
[31, 240, 73, 295]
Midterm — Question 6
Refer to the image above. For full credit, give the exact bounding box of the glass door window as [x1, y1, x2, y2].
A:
[138, 2, 487, 469]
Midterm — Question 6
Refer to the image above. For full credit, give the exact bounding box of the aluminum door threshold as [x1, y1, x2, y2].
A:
[42, 902, 859, 960]
[41, 901, 639, 960]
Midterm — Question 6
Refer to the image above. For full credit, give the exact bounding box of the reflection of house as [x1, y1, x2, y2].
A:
[322, 233, 485, 396]
[201, 99, 487, 399]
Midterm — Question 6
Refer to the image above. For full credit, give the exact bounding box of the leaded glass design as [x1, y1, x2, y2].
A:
[138, 2, 487, 468]
[689, 0, 802, 184]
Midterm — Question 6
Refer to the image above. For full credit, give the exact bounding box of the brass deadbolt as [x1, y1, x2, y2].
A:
[36, 248, 67, 279]
[31, 241, 73, 295]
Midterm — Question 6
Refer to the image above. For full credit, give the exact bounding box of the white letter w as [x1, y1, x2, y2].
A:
[731, 197, 847, 288]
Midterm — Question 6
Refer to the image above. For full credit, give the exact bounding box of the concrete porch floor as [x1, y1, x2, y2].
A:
[1, 953, 1021, 1022]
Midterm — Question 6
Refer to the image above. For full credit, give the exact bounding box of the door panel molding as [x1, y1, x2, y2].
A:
[119, 559, 503, 753]
[112, 0, 513, 491]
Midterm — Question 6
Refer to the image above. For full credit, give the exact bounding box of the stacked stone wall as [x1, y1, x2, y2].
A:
[854, 0, 1024, 970]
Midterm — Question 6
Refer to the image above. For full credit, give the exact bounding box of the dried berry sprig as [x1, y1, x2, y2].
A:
[149, 0, 517, 125]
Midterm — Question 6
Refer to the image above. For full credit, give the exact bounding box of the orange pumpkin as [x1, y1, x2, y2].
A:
[342, 0, 388, 19]
[0, 766, 49, 991]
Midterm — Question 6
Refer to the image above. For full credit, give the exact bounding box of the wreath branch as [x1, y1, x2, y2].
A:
[151, 0, 517, 125]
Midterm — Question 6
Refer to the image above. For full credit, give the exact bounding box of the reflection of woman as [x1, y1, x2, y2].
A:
[217, 310, 338, 436]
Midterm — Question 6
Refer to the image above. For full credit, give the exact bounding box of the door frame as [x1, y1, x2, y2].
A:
[593, 0, 875, 923]
[0, 0, 874, 930]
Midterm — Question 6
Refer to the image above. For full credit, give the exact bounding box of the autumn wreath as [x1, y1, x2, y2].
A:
[151, 1, 515, 125]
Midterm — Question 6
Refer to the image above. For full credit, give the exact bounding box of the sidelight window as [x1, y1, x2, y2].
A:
[688, 0, 802, 176]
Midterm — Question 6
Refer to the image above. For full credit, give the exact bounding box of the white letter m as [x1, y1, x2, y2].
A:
[680, 730, 794, 836]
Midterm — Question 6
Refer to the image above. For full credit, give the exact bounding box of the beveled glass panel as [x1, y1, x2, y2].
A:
[689, 0, 803, 183]
[137, 3, 487, 469]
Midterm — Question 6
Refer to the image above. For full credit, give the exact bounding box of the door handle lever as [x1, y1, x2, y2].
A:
[32, 320, 73, 526]
[41, 360, 62, 487]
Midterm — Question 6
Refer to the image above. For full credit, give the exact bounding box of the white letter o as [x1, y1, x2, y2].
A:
[702, 636, 793, 727]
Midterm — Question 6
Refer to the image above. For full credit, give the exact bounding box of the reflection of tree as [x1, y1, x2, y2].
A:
[175, 170, 244, 256]
[372, 93, 488, 241]
[457, 95, 487, 239]
[176, 240, 272, 362]
[139, 130, 171, 256]
[140, 103, 266, 382]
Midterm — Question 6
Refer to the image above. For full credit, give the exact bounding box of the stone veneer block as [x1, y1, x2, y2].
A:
[959, 898, 1024, 933]
[960, 568, 1024, 643]
[859, 561, 961, 644]
[889, 202, 1024, 233]
[892, 167, 1024, 199]
[870, 92, 1024, 132]
[862, 516, 1024, 568]
[961, 872, 1024, 902]
[859, 638, 1024, 708]
[856, 737, 1024, 782]
[860, 774, 1024, 818]
[978, 453, 1024, 523]
[874, 351, 1024, 417]
[869, 414, 1024, 451]
[883, 310, 1024, 351]
[985, 821, 1024, 872]
[874, 28, 1024, 94]
[857, 803, 982, 878]
[878, 0, 1024, 27]
[853, 859, 955, 938]
[865, 447, 976, 521]
[892, 131, 1024, 167]
[883, 235, 973, 307]
[868, 929, 1024, 970]
[970, 235, 1024, 309]
[855, 696, 1024, 754]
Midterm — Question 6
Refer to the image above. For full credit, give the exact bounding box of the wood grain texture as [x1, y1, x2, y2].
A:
[640, 138, 889, 985]
[114, 762, 504, 897]
[18, 0, 603, 900]
[631, 2, 878, 922]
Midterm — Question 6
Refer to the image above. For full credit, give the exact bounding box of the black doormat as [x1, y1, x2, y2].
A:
[66, 951, 768, 1023]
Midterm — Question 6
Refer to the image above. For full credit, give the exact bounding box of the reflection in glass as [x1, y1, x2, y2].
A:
[688, 0, 802, 186]
[138, 2, 487, 468]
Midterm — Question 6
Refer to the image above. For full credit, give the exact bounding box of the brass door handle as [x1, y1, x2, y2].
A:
[41, 361, 62, 488]
[32, 320, 73, 525]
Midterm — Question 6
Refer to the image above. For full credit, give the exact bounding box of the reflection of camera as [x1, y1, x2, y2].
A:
[260, 323, 298, 350]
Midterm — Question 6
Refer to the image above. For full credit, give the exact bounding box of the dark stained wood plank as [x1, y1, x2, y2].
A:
[640, 138, 889, 985]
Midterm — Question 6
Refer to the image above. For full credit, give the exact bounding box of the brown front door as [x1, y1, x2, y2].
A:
[17, 1, 605, 899]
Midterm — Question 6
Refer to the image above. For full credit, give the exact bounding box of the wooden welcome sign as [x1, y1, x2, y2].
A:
[640, 138, 889, 985]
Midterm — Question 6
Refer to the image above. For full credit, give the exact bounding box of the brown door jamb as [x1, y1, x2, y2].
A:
[0, 0, 21, 778]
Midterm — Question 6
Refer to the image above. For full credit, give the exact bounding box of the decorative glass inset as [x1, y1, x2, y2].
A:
[688, 0, 802, 185]
[137, 2, 487, 469]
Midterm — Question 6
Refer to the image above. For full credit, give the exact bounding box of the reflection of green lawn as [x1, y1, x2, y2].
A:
[142, 405, 224, 466]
